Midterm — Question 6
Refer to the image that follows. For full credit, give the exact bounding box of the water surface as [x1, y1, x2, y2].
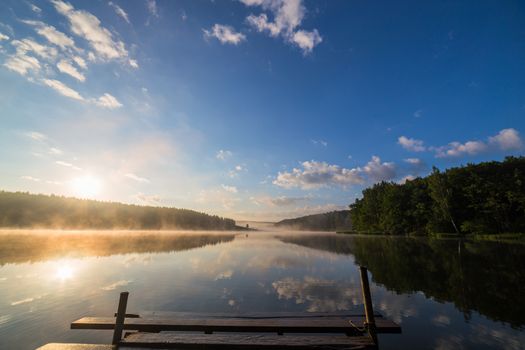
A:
[0, 230, 523, 349]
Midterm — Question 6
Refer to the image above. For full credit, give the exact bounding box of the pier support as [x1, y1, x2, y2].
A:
[112, 291, 129, 345]
[359, 266, 377, 345]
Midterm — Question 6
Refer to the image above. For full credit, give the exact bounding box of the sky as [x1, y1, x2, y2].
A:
[0, 0, 524, 222]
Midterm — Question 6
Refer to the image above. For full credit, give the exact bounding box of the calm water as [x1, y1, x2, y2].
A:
[0, 229, 524, 350]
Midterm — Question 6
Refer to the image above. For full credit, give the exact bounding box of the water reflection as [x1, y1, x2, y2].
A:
[0, 231, 523, 350]
[278, 234, 525, 329]
[0, 230, 235, 265]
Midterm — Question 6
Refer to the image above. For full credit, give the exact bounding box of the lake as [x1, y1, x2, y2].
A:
[0, 229, 524, 350]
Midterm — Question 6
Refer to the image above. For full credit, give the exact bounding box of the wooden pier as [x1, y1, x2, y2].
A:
[37, 266, 401, 350]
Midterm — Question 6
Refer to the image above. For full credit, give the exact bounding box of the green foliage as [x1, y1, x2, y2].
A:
[274, 210, 352, 231]
[0, 191, 237, 230]
[350, 156, 525, 235]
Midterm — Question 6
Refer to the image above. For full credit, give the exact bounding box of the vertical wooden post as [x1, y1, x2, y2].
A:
[112, 291, 129, 345]
[359, 266, 378, 345]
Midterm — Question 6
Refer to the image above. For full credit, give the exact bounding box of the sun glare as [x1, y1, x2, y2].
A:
[55, 266, 74, 281]
[70, 175, 102, 198]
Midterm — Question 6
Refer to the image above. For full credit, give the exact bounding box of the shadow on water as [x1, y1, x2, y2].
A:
[0, 231, 235, 265]
[277, 234, 525, 329]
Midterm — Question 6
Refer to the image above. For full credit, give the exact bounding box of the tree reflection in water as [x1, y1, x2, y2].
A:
[278, 234, 525, 329]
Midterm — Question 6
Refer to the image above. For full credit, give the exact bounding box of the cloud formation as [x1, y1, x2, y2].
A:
[51, 0, 128, 60]
[221, 184, 238, 193]
[204, 24, 246, 45]
[273, 160, 364, 189]
[108, 2, 130, 24]
[398, 136, 426, 152]
[242, 0, 322, 54]
[125, 173, 150, 183]
[273, 156, 397, 190]
[360, 156, 396, 182]
[57, 59, 85, 81]
[43, 79, 83, 100]
[94, 93, 122, 109]
[216, 149, 233, 160]
[434, 128, 522, 158]
[251, 195, 311, 207]
[23, 20, 77, 51]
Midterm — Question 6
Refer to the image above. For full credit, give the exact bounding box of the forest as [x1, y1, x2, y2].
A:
[0, 191, 237, 230]
[350, 156, 525, 235]
[274, 210, 352, 231]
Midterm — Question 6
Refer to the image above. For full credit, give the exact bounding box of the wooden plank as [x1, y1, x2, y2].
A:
[36, 344, 114, 350]
[71, 316, 400, 334]
[121, 332, 375, 349]
[137, 311, 384, 319]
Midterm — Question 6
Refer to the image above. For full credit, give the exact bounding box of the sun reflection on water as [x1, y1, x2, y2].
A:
[55, 265, 74, 281]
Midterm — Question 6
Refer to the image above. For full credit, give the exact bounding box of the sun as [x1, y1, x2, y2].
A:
[70, 175, 102, 198]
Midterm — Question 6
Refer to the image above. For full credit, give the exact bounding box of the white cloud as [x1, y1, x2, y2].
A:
[94, 93, 122, 108]
[398, 136, 426, 152]
[30, 4, 42, 13]
[43, 79, 84, 100]
[125, 173, 150, 183]
[228, 164, 246, 178]
[433, 128, 522, 158]
[49, 147, 63, 155]
[146, 0, 159, 17]
[4, 52, 40, 75]
[55, 160, 82, 170]
[25, 131, 47, 141]
[221, 184, 238, 193]
[0, 32, 9, 41]
[273, 160, 364, 189]
[243, 0, 322, 54]
[273, 156, 398, 190]
[404, 158, 422, 165]
[435, 140, 487, 158]
[413, 109, 423, 118]
[12, 38, 57, 59]
[108, 2, 130, 24]
[204, 24, 246, 45]
[488, 128, 522, 150]
[291, 29, 322, 55]
[21, 175, 41, 182]
[51, 0, 128, 60]
[57, 59, 85, 81]
[251, 195, 311, 207]
[72, 56, 87, 69]
[23, 21, 77, 50]
[398, 175, 416, 184]
[360, 156, 396, 182]
[216, 149, 232, 160]
[311, 139, 327, 147]
[128, 59, 139, 68]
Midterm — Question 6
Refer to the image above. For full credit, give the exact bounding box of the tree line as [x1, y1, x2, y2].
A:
[0, 191, 237, 230]
[274, 210, 352, 231]
[350, 156, 525, 235]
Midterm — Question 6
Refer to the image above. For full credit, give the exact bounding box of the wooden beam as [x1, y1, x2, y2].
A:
[359, 266, 377, 344]
[120, 332, 376, 349]
[72, 316, 401, 334]
[112, 292, 129, 345]
[36, 344, 114, 350]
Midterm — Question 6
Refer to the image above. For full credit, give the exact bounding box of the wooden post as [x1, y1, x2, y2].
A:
[359, 266, 378, 345]
[112, 292, 129, 345]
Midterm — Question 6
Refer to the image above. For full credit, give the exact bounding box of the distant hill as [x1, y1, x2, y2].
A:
[274, 210, 352, 231]
[0, 191, 237, 230]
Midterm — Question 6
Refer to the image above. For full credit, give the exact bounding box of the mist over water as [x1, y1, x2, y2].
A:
[0, 230, 523, 350]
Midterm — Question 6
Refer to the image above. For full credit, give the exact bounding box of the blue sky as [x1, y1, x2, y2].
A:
[0, 0, 524, 221]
